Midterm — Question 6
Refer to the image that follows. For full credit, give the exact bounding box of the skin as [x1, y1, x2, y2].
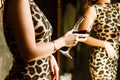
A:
[6, 0, 88, 61]
[4, 0, 88, 79]
[80, 0, 118, 59]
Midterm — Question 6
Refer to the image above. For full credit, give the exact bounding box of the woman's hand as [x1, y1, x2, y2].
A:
[104, 42, 116, 59]
[63, 29, 88, 47]
[49, 55, 59, 80]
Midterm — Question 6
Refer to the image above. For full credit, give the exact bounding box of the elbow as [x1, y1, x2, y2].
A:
[17, 44, 39, 61]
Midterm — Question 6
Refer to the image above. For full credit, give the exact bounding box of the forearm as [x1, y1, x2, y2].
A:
[37, 37, 65, 53]
[27, 37, 65, 60]
[84, 36, 105, 48]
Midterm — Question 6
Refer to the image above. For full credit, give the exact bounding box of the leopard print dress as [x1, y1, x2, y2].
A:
[89, 3, 120, 80]
[4, 0, 52, 80]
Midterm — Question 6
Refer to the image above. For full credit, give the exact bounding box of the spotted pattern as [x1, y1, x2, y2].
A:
[89, 3, 120, 80]
[4, 0, 52, 80]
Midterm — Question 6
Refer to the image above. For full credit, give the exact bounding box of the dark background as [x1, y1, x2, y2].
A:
[35, 0, 58, 40]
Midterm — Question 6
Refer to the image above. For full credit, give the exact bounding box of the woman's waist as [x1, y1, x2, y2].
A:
[13, 57, 50, 67]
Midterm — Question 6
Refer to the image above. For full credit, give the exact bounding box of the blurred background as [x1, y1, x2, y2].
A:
[0, 0, 120, 80]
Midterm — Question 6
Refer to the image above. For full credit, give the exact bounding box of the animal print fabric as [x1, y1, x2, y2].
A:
[89, 3, 120, 80]
[4, 0, 53, 80]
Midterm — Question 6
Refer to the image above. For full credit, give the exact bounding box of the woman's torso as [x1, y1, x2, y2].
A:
[92, 3, 120, 43]
[3, 0, 52, 79]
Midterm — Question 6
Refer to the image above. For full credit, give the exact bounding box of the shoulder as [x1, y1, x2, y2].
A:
[86, 6, 96, 13]
[84, 5, 97, 20]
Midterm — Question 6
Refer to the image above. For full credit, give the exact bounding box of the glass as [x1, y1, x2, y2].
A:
[60, 16, 93, 59]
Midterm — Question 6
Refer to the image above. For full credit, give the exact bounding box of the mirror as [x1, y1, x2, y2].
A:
[59, 0, 120, 80]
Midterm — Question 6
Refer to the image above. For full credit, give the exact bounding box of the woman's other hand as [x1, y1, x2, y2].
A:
[49, 55, 59, 80]
[104, 42, 116, 59]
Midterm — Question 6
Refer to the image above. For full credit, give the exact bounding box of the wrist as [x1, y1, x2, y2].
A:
[53, 37, 66, 51]
[61, 36, 66, 46]
[52, 41, 58, 52]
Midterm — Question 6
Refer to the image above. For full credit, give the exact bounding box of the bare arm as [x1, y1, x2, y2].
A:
[80, 6, 116, 58]
[6, 0, 85, 61]
[5, 0, 67, 61]
[79, 6, 106, 47]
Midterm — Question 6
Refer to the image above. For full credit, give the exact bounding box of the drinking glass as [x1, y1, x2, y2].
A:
[60, 16, 93, 59]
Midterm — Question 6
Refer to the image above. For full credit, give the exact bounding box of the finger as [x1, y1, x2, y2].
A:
[52, 68, 56, 80]
[54, 66, 59, 80]
[108, 53, 115, 59]
[77, 37, 87, 42]
[51, 66, 55, 80]
[108, 55, 113, 59]
[111, 51, 116, 58]
[109, 53, 113, 58]
[49, 58, 54, 75]
[75, 33, 89, 37]
[56, 65, 59, 80]
[52, 58, 59, 80]
[50, 63, 54, 73]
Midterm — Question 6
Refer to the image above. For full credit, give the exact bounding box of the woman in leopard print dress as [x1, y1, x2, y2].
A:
[80, 0, 120, 80]
[3, 0, 87, 80]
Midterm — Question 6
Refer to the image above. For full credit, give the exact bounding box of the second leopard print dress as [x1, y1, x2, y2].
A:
[89, 3, 120, 80]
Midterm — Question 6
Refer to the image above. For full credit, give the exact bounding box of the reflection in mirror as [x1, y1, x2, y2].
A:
[60, 0, 120, 80]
